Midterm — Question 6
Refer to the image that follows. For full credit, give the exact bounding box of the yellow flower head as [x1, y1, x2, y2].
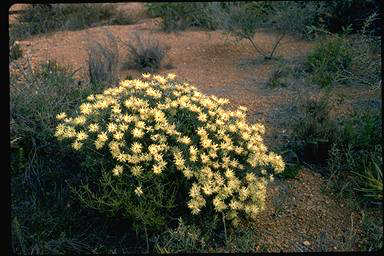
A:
[88, 123, 99, 133]
[131, 165, 143, 177]
[97, 132, 108, 142]
[80, 103, 93, 115]
[112, 165, 124, 176]
[56, 112, 67, 120]
[72, 141, 83, 150]
[132, 128, 144, 138]
[142, 73, 151, 79]
[134, 186, 143, 196]
[76, 131, 88, 141]
[167, 73, 176, 80]
[131, 142, 143, 154]
[107, 123, 118, 133]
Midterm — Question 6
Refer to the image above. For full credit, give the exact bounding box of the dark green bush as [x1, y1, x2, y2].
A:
[287, 92, 382, 202]
[288, 95, 336, 166]
[328, 106, 382, 203]
[10, 4, 134, 40]
[306, 35, 352, 87]
[9, 43, 23, 62]
[321, 0, 381, 34]
[145, 2, 215, 32]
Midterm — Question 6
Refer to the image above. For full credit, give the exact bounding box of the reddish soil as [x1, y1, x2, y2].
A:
[9, 3, 381, 252]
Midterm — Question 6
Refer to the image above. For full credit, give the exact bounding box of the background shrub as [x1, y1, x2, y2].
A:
[306, 35, 352, 87]
[9, 4, 134, 41]
[321, 0, 381, 35]
[288, 95, 336, 167]
[145, 2, 215, 32]
[285, 92, 382, 203]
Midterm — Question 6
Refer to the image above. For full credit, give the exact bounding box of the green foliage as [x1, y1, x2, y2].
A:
[10, 59, 103, 152]
[328, 107, 382, 203]
[205, 2, 273, 59]
[306, 35, 352, 87]
[287, 91, 382, 203]
[154, 218, 207, 253]
[71, 166, 180, 233]
[54, 74, 284, 234]
[279, 164, 301, 179]
[344, 13, 381, 87]
[122, 33, 168, 72]
[361, 211, 383, 251]
[10, 4, 134, 40]
[266, 60, 303, 88]
[224, 226, 257, 252]
[267, 1, 327, 38]
[9, 43, 23, 62]
[145, 2, 215, 32]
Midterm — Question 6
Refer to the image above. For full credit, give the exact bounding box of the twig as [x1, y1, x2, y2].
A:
[144, 225, 149, 253]
[222, 212, 228, 244]
[245, 35, 267, 59]
[268, 31, 286, 59]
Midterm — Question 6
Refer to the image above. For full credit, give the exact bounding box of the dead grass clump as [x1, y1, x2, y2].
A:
[87, 32, 119, 86]
[122, 33, 168, 72]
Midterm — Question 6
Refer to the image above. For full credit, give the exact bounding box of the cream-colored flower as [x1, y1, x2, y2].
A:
[112, 165, 124, 176]
[131, 165, 143, 176]
[56, 112, 67, 120]
[167, 73, 176, 80]
[142, 73, 151, 79]
[131, 142, 143, 154]
[72, 141, 83, 150]
[76, 131, 88, 141]
[134, 186, 143, 196]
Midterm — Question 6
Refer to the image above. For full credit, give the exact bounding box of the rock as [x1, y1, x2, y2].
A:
[303, 241, 310, 247]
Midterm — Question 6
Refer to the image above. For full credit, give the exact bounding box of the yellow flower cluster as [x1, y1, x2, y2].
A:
[54, 73, 284, 225]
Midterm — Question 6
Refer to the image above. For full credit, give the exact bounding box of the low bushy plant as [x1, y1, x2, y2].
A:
[54, 73, 285, 233]
[328, 107, 382, 203]
[10, 59, 83, 151]
[287, 92, 382, 203]
[306, 35, 352, 87]
[289, 95, 336, 166]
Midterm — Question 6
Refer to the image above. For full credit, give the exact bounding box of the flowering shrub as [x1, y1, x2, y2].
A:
[55, 73, 284, 230]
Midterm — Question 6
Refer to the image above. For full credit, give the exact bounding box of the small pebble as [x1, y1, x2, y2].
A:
[303, 241, 310, 246]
